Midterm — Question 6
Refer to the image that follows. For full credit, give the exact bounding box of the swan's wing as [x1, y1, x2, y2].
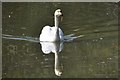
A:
[59, 28, 64, 36]
[41, 26, 52, 34]
[59, 28, 64, 41]
[40, 26, 52, 41]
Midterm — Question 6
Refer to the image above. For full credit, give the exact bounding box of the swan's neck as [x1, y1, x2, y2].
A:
[54, 16, 59, 28]
[54, 16, 60, 41]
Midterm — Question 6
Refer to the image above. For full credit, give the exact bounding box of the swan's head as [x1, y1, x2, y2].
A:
[54, 9, 63, 17]
[55, 68, 62, 76]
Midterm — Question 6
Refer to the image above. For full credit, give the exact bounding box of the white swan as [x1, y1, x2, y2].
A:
[39, 9, 64, 42]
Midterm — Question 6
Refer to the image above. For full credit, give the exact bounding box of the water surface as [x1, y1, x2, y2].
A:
[2, 2, 118, 78]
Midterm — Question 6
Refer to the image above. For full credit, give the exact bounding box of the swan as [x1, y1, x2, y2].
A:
[40, 42, 63, 76]
[39, 9, 64, 42]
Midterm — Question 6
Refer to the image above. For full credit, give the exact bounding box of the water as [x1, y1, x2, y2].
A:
[2, 2, 118, 78]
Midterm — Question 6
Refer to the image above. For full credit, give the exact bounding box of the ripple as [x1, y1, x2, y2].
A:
[2, 34, 84, 43]
[2, 34, 39, 43]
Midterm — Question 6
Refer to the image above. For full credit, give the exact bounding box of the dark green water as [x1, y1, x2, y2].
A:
[2, 2, 118, 78]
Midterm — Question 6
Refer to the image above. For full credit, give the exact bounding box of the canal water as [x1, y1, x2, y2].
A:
[2, 2, 118, 78]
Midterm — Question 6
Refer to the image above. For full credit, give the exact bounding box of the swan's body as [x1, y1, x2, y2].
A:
[40, 26, 64, 42]
[39, 9, 64, 42]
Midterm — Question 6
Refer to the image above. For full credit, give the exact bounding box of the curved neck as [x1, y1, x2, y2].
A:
[54, 16, 59, 28]
[54, 16, 60, 41]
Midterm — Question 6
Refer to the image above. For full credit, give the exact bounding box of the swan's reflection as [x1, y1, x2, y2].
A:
[40, 42, 64, 76]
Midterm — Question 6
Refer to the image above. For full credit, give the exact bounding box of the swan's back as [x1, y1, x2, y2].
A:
[39, 26, 64, 42]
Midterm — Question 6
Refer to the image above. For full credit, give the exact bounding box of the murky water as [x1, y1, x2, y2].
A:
[2, 2, 118, 78]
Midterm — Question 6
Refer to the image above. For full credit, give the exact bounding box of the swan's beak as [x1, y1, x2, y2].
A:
[61, 14, 63, 22]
